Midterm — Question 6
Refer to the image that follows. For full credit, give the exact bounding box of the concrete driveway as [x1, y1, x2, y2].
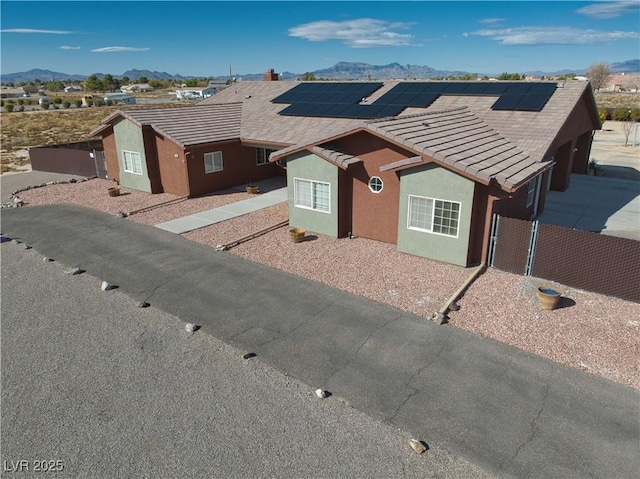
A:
[538, 174, 640, 240]
[2, 204, 638, 478]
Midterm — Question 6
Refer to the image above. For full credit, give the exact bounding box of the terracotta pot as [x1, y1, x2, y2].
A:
[537, 286, 561, 310]
[107, 187, 120, 197]
[289, 227, 306, 243]
[246, 185, 259, 194]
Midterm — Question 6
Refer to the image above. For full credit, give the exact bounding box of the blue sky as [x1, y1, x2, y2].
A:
[1, 1, 639, 77]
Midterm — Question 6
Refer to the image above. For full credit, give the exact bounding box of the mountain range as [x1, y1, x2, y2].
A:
[2, 59, 639, 84]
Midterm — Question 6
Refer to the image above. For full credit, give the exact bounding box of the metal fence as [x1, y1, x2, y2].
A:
[488, 215, 640, 303]
[29, 141, 107, 179]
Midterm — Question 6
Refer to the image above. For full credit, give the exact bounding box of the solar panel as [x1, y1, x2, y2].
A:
[460, 83, 488, 95]
[481, 83, 509, 95]
[514, 94, 552, 111]
[275, 81, 558, 118]
[442, 83, 468, 94]
[504, 83, 533, 95]
[409, 93, 439, 107]
[529, 83, 557, 96]
[491, 94, 522, 110]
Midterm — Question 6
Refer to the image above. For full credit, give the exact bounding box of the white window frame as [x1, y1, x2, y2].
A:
[526, 177, 537, 208]
[122, 150, 142, 175]
[407, 194, 461, 238]
[368, 176, 383, 193]
[204, 151, 223, 174]
[293, 177, 331, 214]
[256, 147, 277, 166]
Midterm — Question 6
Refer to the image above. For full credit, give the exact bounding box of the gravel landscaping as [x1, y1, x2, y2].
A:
[10, 178, 640, 389]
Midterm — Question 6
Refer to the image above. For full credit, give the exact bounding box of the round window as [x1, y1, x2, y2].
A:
[368, 176, 383, 193]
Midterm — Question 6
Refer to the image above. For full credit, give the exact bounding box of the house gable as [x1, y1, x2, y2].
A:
[397, 163, 475, 266]
[112, 118, 153, 193]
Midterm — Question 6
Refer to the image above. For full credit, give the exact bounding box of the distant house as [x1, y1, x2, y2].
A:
[92, 78, 600, 266]
[605, 73, 640, 92]
[104, 92, 136, 105]
[0, 86, 37, 98]
[121, 83, 154, 93]
[64, 85, 82, 93]
[176, 87, 217, 100]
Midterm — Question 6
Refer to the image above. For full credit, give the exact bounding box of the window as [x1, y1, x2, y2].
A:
[408, 195, 460, 238]
[256, 147, 277, 166]
[122, 150, 142, 175]
[204, 151, 223, 173]
[294, 178, 330, 213]
[368, 176, 383, 193]
[526, 177, 537, 208]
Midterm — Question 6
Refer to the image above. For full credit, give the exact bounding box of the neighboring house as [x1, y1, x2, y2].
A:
[176, 87, 217, 100]
[90, 103, 282, 197]
[121, 83, 154, 93]
[0, 86, 38, 98]
[104, 92, 136, 105]
[604, 73, 640, 92]
[64, 85, 83, 93]
[92, 79, 600, 266]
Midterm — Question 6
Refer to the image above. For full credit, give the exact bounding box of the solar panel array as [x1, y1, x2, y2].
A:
[273, 81, 557, 119]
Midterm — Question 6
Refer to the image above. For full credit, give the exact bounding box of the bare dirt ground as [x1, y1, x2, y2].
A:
[0, 89, 188, 174]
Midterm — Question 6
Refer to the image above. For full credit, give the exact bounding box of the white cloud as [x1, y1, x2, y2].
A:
[576, 0, 640, 19]
[91, 46, 150, 53]
[0, 28, 73, 34]
[465, 26, 639, 45]
[60, 45, 81, 50]
[478, 18, 506, 25]
[288, 18, 416, 48]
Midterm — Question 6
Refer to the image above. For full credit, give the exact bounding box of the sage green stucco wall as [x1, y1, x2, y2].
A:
[397, 164, 475, 266]
[113, 118, 152, 192]
[286, 152, 339, 237]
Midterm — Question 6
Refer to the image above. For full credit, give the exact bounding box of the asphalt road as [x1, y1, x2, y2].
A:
[1, 241, 488, 478]
[2, 204, 639, 478]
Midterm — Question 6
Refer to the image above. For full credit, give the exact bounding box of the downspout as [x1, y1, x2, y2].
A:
[480, 194, 499, 264]
[532, 173, 543, 218]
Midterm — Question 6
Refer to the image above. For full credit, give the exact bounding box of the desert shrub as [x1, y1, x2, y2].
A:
[598, 108, 607, 123]
[18, 105, 24, 112]
[612, 108, 630, 121]
[86, 98, 94, 107]
[73, 99, 82, 108]
[105, 99, 113, 106]
[25, 99, 34, 105]
[4, 103, 14, 113]
[630, 108, 640, 122]
[0, 100, 4, 107]
[17, 99, 24, 106]
[62, 101, 71, 109]
[53, 97, 63, 104]
[41, 102, 50, 110]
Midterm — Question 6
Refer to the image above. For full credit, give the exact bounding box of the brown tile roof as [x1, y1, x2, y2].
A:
[367, 107, 543, 188]
[95, 80, 596, 190]
[91, 103, 242, 147]
[201, 82, 367, 146]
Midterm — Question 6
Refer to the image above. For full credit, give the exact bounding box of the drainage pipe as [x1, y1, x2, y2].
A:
[126, 196, 189, 216]
[433, 262, 486, 324]
[216, 220, 289, 251]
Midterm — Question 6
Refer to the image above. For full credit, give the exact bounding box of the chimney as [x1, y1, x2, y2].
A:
[263, 68, 279, 81]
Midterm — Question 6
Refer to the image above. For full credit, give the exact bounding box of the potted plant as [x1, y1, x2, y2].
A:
[537, 285, 561, 310]
[587, 159, 597, 176]
[246, 179, 259, 194]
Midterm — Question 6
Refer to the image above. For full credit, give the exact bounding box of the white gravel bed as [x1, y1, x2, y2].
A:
[12, 178, 640, 389]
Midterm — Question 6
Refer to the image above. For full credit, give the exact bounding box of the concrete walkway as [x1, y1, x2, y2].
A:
[538, 174, 640, 240]
[155, 177, 288, 234]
